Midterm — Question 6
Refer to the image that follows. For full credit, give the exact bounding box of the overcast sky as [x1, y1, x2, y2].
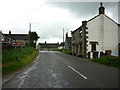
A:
[0, 0, 119, 44]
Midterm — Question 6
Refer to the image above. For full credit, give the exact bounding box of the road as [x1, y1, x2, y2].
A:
[2, 51, 119, 88]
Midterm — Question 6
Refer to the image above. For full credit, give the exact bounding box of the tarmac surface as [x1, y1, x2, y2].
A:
[2, 51, 119, 88]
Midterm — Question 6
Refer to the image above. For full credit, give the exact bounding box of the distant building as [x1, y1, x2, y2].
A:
[71, 3, 119, 58]
[1, 31, 15, 46]
[65, 32, 72, 51]
[58, 42, 64, 49]
[3, 31, 30, 45]
[0, 31, 2, 41]
[0, 31, 2, 43]
[37, 41, 59, 51]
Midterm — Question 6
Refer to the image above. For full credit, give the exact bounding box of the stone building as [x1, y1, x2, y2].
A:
[71, 3, 119, 58]
[58, 42, 64, 49]
[65, 32, 72, 51]
[37, 41, 59, 51]
[1, 31, 15, 46]
[3, 31, 30, 45]
[71, 21, 87, 57]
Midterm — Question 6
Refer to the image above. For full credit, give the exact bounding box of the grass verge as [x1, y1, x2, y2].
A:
[2, 46, 38, 75]
[53, 49, 72, 54]
[91, 56, 120, 68]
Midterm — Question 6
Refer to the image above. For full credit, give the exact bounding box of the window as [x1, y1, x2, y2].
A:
[79, 30, 82, 37]
[91, 43, 96, 51]
[90, 42, 98, 52]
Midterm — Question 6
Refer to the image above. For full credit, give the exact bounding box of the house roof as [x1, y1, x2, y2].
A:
[38, 43, 59, 48]
[71, 26, 82, 34]
[39, 43, 59, 45]
[104, 14, 118, 25]
[3, 34, 30, 40]
[87, 14, 99, 22]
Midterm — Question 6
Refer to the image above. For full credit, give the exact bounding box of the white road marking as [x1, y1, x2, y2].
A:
[68, 66, 87, 80]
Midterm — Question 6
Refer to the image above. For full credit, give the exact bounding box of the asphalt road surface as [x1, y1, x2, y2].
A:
[2, 51, 119, 88]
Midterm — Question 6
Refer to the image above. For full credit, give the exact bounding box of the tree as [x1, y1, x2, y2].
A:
[29, 31, 39, 48]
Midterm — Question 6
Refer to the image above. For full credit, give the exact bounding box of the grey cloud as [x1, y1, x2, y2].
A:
[49, 2, 100, 17]
[49, 2, 118, 22]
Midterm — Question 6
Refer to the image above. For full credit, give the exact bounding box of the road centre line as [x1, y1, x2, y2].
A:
[68, 66, 87, 80]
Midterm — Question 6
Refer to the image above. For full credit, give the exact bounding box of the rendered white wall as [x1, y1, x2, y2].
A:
[87, 15, 103, 53]
[87, 14, 118, 56]
[103, 15, 118, 56]
[118, 26, 120, 44]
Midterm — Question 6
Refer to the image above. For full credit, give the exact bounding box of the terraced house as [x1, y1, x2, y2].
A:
[1, 30, 30, 48]
[37, 41, 59, 51]
[65, 32, 72, 51]
[71, 3, 119, 58]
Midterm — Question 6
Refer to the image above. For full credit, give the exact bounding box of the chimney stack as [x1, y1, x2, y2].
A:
[99, 3, 105, 15]
[9, 30, 11, 34]
[82, 21, 87, 25]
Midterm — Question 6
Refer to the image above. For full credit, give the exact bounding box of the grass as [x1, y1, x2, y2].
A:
[53, 49, 72, 54]
[91, 56, 120, 68]
[2, 46, 38, 75]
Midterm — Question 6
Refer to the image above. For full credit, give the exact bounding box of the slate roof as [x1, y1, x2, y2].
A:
[39, 43, 59, 48]
[3, 34, 30, 40]
[39, 43, 59, 45]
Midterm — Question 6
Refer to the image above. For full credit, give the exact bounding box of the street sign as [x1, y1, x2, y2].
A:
[12, 41, 25, 46]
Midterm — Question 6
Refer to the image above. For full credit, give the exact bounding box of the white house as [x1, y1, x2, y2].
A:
[71, 3, 119, 58]
[119, 24, 120, 56]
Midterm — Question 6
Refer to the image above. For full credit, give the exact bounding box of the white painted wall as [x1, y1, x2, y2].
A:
[87, 14, 118, 57]
[118, 25, 120, 44]
[103, 15, 118, 56]
[1, 35, 5, 41]
[87, 15, 103, 53]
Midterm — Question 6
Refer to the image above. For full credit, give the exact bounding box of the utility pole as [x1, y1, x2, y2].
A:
[29, 23, 31, 46]
[29, 23, 31, 32]
[63, 28, 64, 50]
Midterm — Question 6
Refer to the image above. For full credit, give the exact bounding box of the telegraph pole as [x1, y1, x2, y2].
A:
[29, 23, 31, 46]
[29, 23, 31, 32]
